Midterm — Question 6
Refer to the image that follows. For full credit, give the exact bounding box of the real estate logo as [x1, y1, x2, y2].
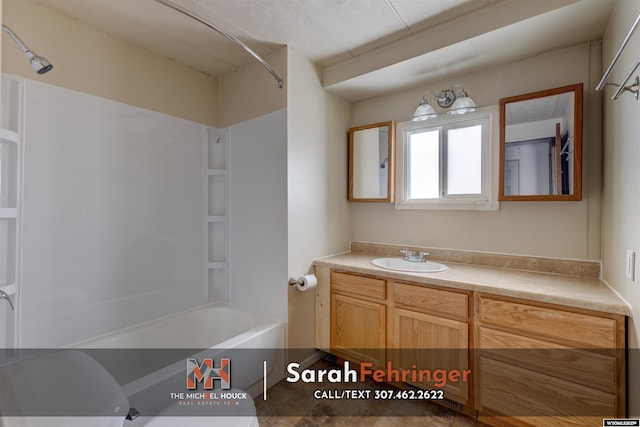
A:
[186, 357, 231, 390]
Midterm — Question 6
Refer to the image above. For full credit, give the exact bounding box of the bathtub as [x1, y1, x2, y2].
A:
[75, 302, 284, 349]
[72, 303, 286, 418]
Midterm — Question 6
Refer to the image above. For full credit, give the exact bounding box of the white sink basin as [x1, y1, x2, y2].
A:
[371, 257, 448, 273]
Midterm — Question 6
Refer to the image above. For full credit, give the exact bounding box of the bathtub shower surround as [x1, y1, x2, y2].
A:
[2, 71, 287, 352]
[0, 75, 289, 422]
[2, 74, 215, 348]
[0, 71, 292, 423]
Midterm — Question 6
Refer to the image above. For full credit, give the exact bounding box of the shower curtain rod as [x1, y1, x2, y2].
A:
[153, 0, 283, 89]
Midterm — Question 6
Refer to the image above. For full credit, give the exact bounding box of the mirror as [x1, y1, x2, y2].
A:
[499, 83, 583, 201]
[348, 121, 395, 202]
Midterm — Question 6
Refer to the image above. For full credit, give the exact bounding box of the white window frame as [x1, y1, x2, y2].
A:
[395, 106, 499, 211]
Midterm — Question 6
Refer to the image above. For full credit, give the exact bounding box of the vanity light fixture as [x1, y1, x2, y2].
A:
[411, 97, 438, 121]
[412, 85, 477, 121]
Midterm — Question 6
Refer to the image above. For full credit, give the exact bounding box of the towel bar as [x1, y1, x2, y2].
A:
[596, 13, 640, 94]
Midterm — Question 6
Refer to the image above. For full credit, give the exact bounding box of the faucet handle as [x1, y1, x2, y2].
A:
[418, 252, 430, 262]
[0, 290, 14, 311]
[400, 249, 414, 260]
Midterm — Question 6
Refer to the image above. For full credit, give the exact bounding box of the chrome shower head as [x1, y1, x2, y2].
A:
[2, 25, 53, 74]
[24, 50, 53, 74]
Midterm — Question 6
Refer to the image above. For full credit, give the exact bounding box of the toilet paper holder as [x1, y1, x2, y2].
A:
[288, 277, 304, 286]
[288, 274, 317, 290]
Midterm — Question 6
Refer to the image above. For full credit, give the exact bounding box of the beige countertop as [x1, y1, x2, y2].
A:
[314, 252, 631, 316]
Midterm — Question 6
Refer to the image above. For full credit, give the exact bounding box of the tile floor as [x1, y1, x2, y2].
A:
[254, 359, 487, 427]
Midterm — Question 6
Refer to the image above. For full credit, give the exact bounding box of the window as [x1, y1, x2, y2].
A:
[396, 107, 498, 210]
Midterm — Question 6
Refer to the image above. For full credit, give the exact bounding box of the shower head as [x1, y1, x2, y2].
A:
[2, 25, 53, 74]
[25, 50, 53, 74]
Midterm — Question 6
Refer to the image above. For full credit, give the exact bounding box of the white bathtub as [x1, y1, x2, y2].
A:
[73, 303, 285, 417]
[0, 304, 278, 426]
[77, 302, 283, 349]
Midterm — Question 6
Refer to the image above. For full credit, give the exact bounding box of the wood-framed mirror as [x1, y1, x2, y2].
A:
[348, 121, 395, 202]
[499, 83, 583, 201]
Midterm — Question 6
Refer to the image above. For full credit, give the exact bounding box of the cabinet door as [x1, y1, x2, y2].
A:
[393, 308, 469, 403]
[331, 293, 386, 367]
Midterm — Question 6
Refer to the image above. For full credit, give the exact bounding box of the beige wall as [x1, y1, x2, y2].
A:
[2, 0, 218, 126]
[286, 48, 351, 351]
[350, 43, 602, 260]
[601, 0, 640, 415]
[219, 47, 287, 128]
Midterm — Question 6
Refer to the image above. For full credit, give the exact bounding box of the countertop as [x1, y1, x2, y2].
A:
[314, 252, 631, 316]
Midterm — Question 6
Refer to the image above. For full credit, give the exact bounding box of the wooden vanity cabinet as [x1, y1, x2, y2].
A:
[326, 269, 627, 427]
[475, 294, 626, 427]
[330, 271, 386, 367]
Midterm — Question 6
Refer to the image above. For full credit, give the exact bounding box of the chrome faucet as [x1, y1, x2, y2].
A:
[400, 250, 429, 262]
[0, 290, 14, 311]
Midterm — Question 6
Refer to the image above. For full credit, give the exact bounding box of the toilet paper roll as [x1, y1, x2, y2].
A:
[296, 274, 317, 292]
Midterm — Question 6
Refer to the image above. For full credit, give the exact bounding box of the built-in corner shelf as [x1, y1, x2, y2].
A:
[205, 127, 229, 303]
[207, 261, 227, 269]
[0, 208, 18, 219]
[1, 75, 23, 348]
[0, 128, 19, 143]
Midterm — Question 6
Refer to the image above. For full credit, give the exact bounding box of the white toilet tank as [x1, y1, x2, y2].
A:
[0, 350, 129, 427]
[0, 350, 259, 427]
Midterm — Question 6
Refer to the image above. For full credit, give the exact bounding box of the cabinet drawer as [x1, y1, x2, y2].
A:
[331, 271, 386, 300]
[394, 282, 468, 319]
[478, 357, 617, 420]
[478, 327, 617, 394]
[478, 297, 617, 348]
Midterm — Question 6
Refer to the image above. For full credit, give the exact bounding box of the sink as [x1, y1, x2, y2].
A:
[371, 257, 448, 273]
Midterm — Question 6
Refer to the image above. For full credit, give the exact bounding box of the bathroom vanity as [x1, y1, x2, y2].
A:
[314, 243, 629, 427]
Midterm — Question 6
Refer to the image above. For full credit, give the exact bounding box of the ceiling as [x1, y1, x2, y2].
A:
[30, 0, 616, 101]
[506, 92, 573, 125]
